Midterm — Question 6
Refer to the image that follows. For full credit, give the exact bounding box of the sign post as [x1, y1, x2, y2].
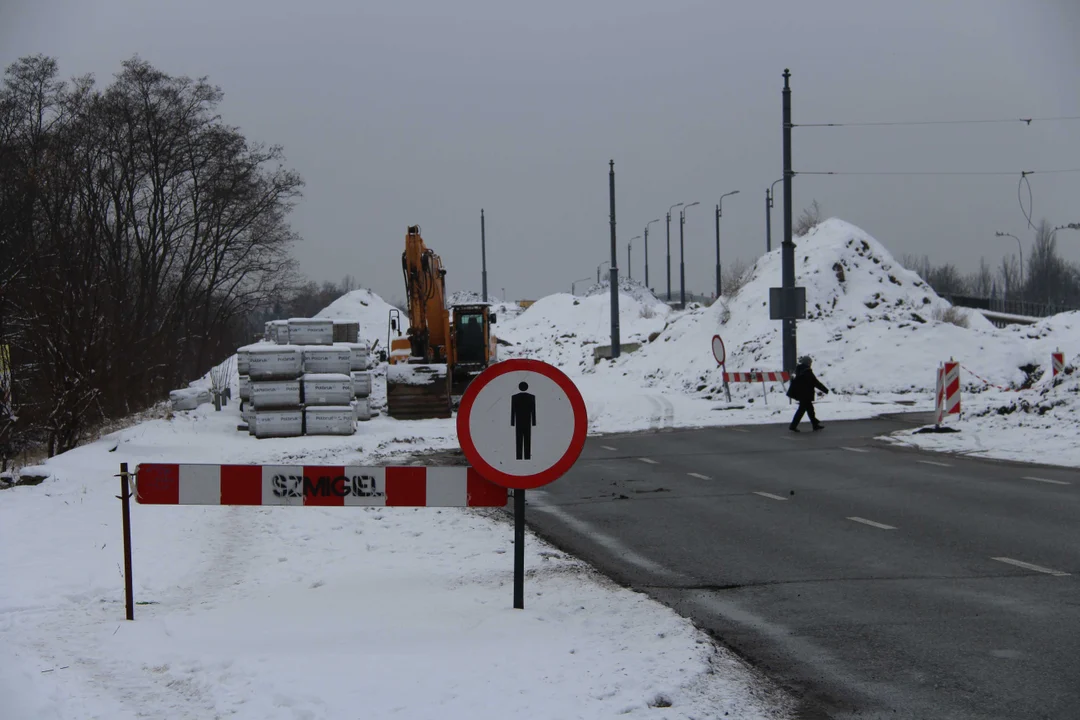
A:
[457, 359, 588, 609]
[712, 335, 731, 403]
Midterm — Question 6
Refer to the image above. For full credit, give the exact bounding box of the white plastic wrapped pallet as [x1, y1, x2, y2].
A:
[169, 387, 211, 411]
[337, 342, 370, 371]
[287, 318, 334, 345]
[351, 371, 372, 398]
[303, 346, 352, 374]
[246, 345, 302, 379]
[352, 397, 372, 421]
[250, 380, 301, 409]
[238, 375, 251, 401]
[253, 409, 304, 439]
[302, 373, 353, 405]
[304, 405, 356, 435]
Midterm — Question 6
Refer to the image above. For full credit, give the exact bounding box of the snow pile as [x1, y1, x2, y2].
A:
[606, 219, 1037, 400]
[316, 288, 405, 350]
[891, 332, 1080, 466]
[0, 401, 790, 719]
[582, 276, 668, 307]
[499, 291, 671, 370]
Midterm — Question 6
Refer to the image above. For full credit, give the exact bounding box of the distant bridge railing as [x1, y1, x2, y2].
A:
[943, 294, 1079, 319]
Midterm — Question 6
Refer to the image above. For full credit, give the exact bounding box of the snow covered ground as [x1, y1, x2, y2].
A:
[1, 403, 791, 719]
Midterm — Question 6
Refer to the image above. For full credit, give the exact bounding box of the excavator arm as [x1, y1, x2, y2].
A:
[400, 225, 450, 363]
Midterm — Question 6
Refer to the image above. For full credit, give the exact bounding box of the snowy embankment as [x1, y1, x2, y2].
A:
[0, 289, 791, 719]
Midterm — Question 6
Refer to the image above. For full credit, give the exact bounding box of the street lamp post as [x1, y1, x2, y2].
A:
[597, 260, 610, 284]
[995, 231, 1023, 309]
[666, 203, 684, 301]
[766, 178, 782, 252]
[644, 219, 660, 290]
[679, 201, 700, 307]
[715, 190, 740, 298]
[571, 276, 592, 295]
[628, 236, 641, 280]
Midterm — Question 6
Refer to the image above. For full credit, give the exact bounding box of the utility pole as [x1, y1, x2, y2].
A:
[644, 219, 660, 290]
[715, 190, 739, 298]
[679, 202, 699, 308]
[666, 203, 683, 301]
[766, 178, 782, 253]
[481, 209, 488, 302]
[628, 236, 641, 280]
[609, 161, 620, 357]
[782, 69, 797, 373]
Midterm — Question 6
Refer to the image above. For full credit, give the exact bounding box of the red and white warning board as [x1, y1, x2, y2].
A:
[134, 464, 507, 507]
[457, 358, 587, 490]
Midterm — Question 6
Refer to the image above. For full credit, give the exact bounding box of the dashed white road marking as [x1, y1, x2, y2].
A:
[687, 472, 710, 480]
[753, 491, 788, 501]
[1023, 476, 1070, 486]
[991, 557, 1070, 577]
[600, 445, 617, 451]
[731, 428, 750, 433]
[841, 446, 870, 453]
[638, 457, 660, 465]
[847, 516, 897, 530]
[918, 460, 952, 467]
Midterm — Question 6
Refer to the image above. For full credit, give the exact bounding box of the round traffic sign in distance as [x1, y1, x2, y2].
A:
[457, 359, 587, 490]
[712, 334, 726, 365]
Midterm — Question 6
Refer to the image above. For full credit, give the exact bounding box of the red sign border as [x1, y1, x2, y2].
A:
[457, 358, 587, 490]
[711, 334, 726, 365]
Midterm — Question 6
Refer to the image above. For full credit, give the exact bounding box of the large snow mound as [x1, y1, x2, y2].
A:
[608, 218, 1039, 399]
[499, 290, 671, 370]
[316, 288, 405, 349]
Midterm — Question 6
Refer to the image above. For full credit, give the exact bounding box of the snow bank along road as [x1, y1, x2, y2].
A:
[525, 414, 1079, 720]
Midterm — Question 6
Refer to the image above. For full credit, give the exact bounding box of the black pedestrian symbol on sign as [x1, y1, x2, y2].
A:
[510, 381, 536, 460]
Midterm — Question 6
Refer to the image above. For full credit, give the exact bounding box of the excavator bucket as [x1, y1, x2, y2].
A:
[386, 364, 452, 420]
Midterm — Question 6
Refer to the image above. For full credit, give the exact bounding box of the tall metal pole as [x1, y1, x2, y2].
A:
[481, 209, 488, 302]
[628, 237, 632, 280]
[765, 189, 772, 253]
[643, 227, 648, 287]
[782, 69, 797, 373]
[644, 219, 659, 290]
[715, 190, 739, 299]
[609, 160, 620, 357]
[679, 209, 686, 307]
[715, 205, 721, 299]
[666, 203, 682, 302]
[665, 212, 672, 301]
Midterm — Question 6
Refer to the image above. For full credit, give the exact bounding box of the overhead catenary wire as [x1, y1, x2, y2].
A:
[793, 115, 1080, 128]
[793, 169, 1080, 177]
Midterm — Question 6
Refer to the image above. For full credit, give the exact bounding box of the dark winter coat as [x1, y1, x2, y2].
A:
[787, 363, 828, 404]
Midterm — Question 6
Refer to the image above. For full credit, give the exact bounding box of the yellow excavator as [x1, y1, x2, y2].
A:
[386, 226, 498, 420]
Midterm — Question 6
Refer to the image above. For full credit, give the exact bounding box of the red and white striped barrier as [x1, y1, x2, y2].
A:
[935, 360, 961, 425]
[723, 371, 790, 383]
[134, 464, 507, 507]
[1052, 350, 1064, 377]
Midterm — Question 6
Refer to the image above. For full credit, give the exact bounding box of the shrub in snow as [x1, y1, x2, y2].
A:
[932, 306, 970, 329]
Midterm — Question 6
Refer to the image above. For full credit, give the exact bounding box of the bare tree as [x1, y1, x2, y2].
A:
[0, 54, 304, 455]
[794, 199, 823, 237]
[721, 258, 751, 297]
[966, 257, 994, 297]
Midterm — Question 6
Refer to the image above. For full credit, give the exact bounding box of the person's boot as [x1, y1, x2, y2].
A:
[789, 424, 800, 432]
[812, 423, 825, 431]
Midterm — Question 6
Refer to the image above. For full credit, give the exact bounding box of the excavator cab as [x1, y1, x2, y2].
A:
[450, 304, 497, 396]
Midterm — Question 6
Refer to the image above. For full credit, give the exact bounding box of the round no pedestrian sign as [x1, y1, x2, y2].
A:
[457, 359, 587, 490]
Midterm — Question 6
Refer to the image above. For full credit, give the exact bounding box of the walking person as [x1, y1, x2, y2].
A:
[787, 355, 829, 432]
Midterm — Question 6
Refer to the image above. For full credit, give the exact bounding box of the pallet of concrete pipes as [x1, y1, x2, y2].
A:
[242, 345, 305, 438]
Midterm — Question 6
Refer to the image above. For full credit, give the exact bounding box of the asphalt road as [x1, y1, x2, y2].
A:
[523, 413, 1079, 720]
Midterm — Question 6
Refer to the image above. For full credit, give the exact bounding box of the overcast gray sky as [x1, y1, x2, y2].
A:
[4, 0, 1079, 303]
